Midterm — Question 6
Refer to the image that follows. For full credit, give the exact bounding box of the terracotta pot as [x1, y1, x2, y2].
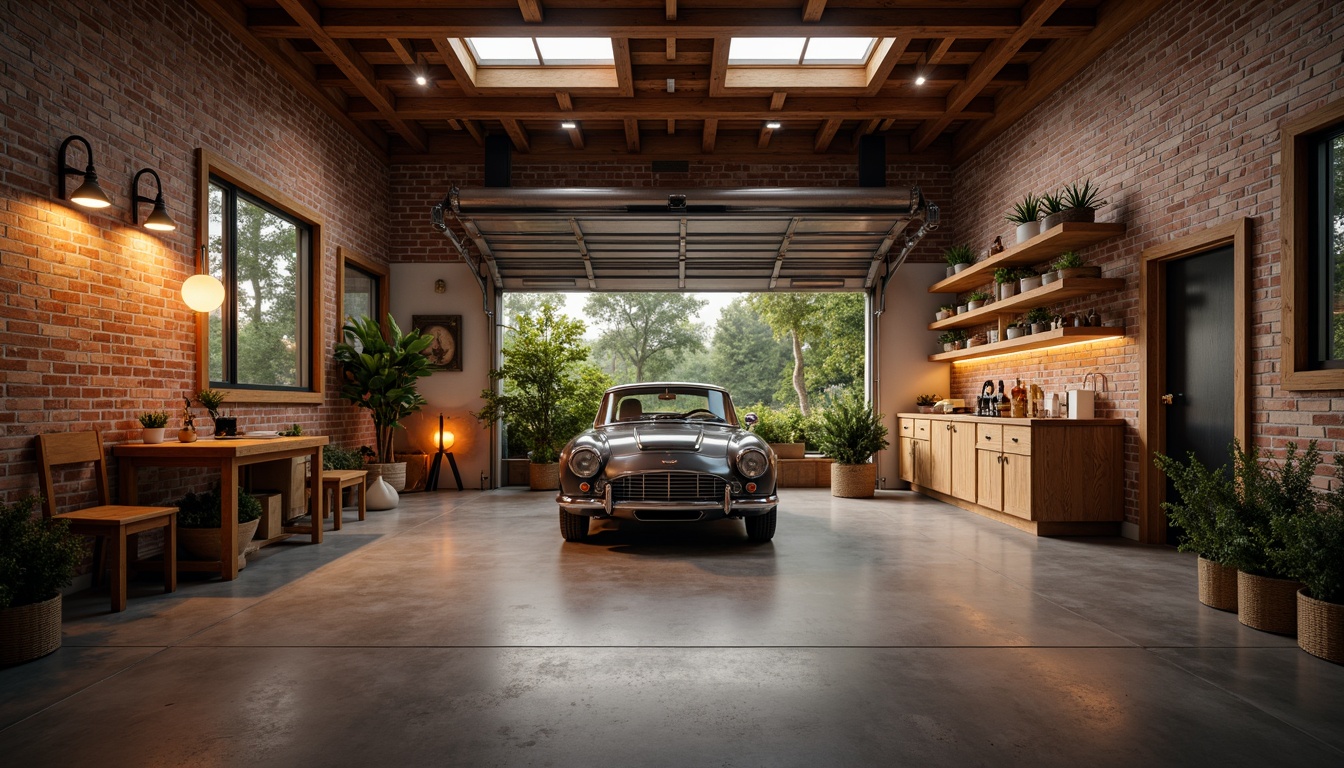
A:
[769, 442, 806, 459]
[178, 428, 197, 443]
[1197, 557, 1238, 611]
[179, 518, 261, 571]
[1015, 221, 1040, 243]
[366, 462, 407, 491]
[1041, 207, 1096, 230]
[0, 593, 61, 666]
[142, 427, 165, 444]
[916, 406, 934, 414]
[1297, 590, 1344, 664]
[831, 463, 877, 498]
[1238, 571, 1302, 635]
[529, 462, 560, 491]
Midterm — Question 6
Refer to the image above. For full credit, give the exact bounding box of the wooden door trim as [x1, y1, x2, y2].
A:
[1138, 218, 1251, 544]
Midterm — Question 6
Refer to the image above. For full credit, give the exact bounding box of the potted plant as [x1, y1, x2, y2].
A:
[966, 291, 992, 311]
[0, 496, 88, 665]
[816, 390, 889, 498]
[935, 304, 954, 322]
[1005, 320, 1026, 340]
[1274, 456, 1344, 663]
[476, 303, 607, 491]
[1018, 267, 1042, 293]
[967, 332, 987, 348]
[937, 331, 967, 352]
[955, 303, 969, 315]
[1026, 307, 1052, 335]
[138, 411, 169, 444]
[1050, 250, 1102, 281]
[1043, 180, 1107, 229]
[196, 389, 233, 437]
[1224, 440, 1316, 635]
[334, 314, 433, 491]
[176, 486, 263, 570]
[1006, 193, 1042, 244]
[1153, 450, 1239, 610]
[994, 268, 1018, 300]
[1039, 190, 1067, 230]
[178, 396, 197, 443]
[749, 406, 806, 458]
[915, 394, 939, 415]
[943, 244, 975, 277]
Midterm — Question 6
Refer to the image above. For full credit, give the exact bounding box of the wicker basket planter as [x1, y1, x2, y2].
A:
[180, 518, 261, 571]
[1297, 590, 1344, 664]
[0, 593, 62, 666]
[365, 462, 407, 491]
[1237, 571, 1302, 635]
[529, 462, 560, 491]
[1197, 557, 1238, 612]
[831, 463, 877, 498]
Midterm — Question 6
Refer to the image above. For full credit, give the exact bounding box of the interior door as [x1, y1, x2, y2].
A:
[1163, 246, 1236, 544]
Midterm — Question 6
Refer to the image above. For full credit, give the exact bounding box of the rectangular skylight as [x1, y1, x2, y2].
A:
[467, 38, 539, 65]
[728, 38, 807, 64]
[465, 37, 614, 66]
[728, 37, 880, 66]
[802, 37, 877, 65]
[536, 37, 614, 65]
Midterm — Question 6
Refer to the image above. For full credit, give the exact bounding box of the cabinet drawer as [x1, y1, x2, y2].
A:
[898, 419, 918, 439]
[1003, 426, 1032, 455]
[913, 419, 931, 439]
[976, 423, 1003, 450]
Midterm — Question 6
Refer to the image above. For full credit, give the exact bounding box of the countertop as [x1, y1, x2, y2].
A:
[896, 412, 1126, 426]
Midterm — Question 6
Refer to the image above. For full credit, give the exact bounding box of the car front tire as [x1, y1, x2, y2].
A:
[745, 507, 777, 542]
[559, 508, 591, 542]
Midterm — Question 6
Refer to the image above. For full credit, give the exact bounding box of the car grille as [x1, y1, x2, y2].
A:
[612, 472, 726, 502]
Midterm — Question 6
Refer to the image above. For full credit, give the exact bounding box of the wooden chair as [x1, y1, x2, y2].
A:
[36, 432, 177, 613]
[321, 469, 367, 531]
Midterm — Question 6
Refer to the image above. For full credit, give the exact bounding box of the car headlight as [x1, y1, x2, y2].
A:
[736, 447, 768, 479]
[568, 447, 602, 478]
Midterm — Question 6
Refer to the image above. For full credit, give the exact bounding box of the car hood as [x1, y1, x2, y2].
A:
[597, 422, 734, 457]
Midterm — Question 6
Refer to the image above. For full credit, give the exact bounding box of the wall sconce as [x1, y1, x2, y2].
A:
[131, 168, 176, 231]
[434, 279, 446, 293]
[182, 273, 225, 312]
[58, 135, 112, 209]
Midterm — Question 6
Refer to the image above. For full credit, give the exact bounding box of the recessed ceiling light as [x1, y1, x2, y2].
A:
[765, 121, 782, 130]
[415, 74, 428, 86]
[561, 121, 577, 129]
[915, 75, 926, 86]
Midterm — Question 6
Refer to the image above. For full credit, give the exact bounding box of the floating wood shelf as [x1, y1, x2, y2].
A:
[929, 222, 1128, 294]
[928, 327, 1124, 362]
[927, 277, 1126, 330]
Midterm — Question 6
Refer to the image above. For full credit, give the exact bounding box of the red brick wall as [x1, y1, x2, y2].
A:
[948, 0, 1344, 523]
[1, 0, 389, 507]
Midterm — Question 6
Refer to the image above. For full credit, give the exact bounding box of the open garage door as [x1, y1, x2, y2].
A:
[432, 186, 937, 294]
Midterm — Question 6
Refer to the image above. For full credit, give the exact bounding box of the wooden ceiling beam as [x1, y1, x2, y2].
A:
[624, 118, 641, 152]
[802, 1, 828, 23]
[565, 122, 585, 149]
[556, 92, 573, 110]
[702, 119, 718, 153]
[953, 0, 1165, 162]
[921, 37, 956, 68]
[247, 7, 1097, 40]
[518, 0, 544, 23]
[501, 118, 531, 152]
[770, 92, 787, 111]
[849, 118, 880, 151]
[667, 120, 676, 134]
[757, 123, 776, 149]
[386, 38, 417, 67]
[910, 0, 1066, 151]
[666, 0, 677, 22]
[665, 38, 676, 60]
[462, 119, 486, 146]
[273, 0, 427, 151]
[813, 118, 841, 153]
[431, 38, 479, 97]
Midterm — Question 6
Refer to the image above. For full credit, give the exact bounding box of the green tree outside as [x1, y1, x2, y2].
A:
[584, 292, 708, 383]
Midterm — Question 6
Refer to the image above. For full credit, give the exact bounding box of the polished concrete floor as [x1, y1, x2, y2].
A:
[2, 488, 1342, 766]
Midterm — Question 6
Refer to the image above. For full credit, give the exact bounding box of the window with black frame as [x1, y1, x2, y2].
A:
[1310, 126, 1344, 369]
[206, 176, 313, 390]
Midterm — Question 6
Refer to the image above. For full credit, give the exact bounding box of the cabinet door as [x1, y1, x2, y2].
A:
[899, 437, 915, 483]
[1002, 452, 1033, 519]
[950, 422, 978, 501]
[928, 420, 953, 495]
[976, 449, 1003, 511]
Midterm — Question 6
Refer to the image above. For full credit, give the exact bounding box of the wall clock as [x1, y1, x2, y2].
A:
[412, 314, 461, 371]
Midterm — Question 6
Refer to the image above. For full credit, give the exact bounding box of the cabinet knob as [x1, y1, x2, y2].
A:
[1161, 394, 1174, 405]
[984, 435, 991, 440]
[1011, 438, 1019, 442]
[946, 423, 953, 431]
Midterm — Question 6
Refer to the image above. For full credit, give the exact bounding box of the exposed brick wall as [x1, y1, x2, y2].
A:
[0, 0, 388, 508]
[948, 0, 1344, 522]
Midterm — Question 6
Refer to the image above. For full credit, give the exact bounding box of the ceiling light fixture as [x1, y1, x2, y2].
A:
[560, 121, 577, 129]
[915, 75, 926, 86]
[765, 121, 782, 130]
[666, 78, 675, 93]
[131, 168, 176, 231]
[57, 135, 112, 209]
[415, 73, 428, 86]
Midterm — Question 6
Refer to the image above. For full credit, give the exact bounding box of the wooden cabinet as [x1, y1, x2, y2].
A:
[899, 437, 916, 483]
[928, 419, 953, 495]
[950, 422, 978, 502]
[976, 447, 1003, 511]
[1001, 452, 1032, 519]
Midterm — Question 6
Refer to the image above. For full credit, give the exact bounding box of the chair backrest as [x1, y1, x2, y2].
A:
[35, 431, 111, 517]
[617, 398, 643, 422]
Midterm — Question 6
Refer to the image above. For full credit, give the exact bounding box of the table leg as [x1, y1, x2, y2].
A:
[358, 478, 367, 521]
[120, 458, 139, 504]
[309, 446, 323, 543]
[111, 529, 127, 613]
[221, 461, 239, 580]
[164, 514, 177, 593]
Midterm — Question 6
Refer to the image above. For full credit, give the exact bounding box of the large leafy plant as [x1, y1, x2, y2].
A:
[1152, 450, 1237, 563]
[814, 390, 888, 465]
[0, 496, 88, 609]
[1273, 456, 1344, 603]
[1223, 440, 1320, 577]
[334, 314, 433, 464]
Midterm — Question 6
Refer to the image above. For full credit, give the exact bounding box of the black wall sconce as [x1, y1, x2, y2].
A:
[131, 168, 176, 231]
[58, 135, 112, 209]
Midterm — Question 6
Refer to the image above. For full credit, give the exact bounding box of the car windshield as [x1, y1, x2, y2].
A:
[599, 386, 736, 426]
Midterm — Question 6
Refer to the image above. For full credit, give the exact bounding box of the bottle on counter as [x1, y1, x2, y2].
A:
[1010, 379, 1027, 419]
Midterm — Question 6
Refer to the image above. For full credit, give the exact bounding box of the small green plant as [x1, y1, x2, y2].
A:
[323, 446, 366, 471]
[814, 390, 889, 465]
[942, 244, 975, 266]
[138, 411, 169, 429]
[1025, 307, 1052, 325]
[1152, 451, 1237, 564]
[1273, 456, 1344, 603]
[278, 423, 304, 437]
[0, 496, 89, 610]
[1223, 440, 1320, 577]
[358, 446, 378, 462]
[175, 486, 263, 528]
[937, 330, 968, 345]
[1006, 193, 1042, 225]
[1062, 179, 1107, 210]
[939, 304, 955, 313]
[1041, 190, 1067, 215]
[967, 291, 992, 303]
[994, 268, 1016, 285]
[1016, 266, 1038, 278]
[1051, 251, 1084, 271]
[915, 394, 940, 407]
[746, 404, 808, 445]
[196, 389, 227, 420]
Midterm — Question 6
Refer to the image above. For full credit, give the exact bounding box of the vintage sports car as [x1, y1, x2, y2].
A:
[556, 382, 779, 542]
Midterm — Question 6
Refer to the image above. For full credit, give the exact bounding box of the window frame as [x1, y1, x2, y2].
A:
[335, 245, 390, 343]
[195, 149, 325, 404]
[1281, 97, 1344, 390]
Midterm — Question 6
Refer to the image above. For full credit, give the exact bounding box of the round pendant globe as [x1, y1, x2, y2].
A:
[182, 274, 225, 312]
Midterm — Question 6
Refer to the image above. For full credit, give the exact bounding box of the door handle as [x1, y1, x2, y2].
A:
[1161, 394, 1174, 405]
[946, 423, 953, 431]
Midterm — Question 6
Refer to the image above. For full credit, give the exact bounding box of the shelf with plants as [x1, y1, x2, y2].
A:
[929, 222, 1127, 294]
[927, 326, 1124, 362]
[927, 277, 1125, 331]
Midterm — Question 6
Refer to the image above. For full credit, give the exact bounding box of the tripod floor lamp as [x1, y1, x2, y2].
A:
[427, 413, 463, 491]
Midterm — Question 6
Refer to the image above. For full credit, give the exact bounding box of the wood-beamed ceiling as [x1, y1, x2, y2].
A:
[197, 0, 1161, 164]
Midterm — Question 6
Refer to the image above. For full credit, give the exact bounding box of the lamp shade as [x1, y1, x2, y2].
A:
[436, 430, 456, 450]
[143, 198, 176, 231]
[69, 176, 112, 209]
[182, 274, 225, 312]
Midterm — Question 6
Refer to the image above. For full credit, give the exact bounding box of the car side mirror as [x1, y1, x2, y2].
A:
[744, 412, 758, 428]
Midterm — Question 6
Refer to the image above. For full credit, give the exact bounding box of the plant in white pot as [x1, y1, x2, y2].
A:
[475, 302, 610, 491]
[334, 314, 434, 491]
[1006, 193, 1042, 244]
[138, 410, 169, 444]
[1273, 455, 1344, 663]
[994, 268, 1018, 301]
[1018, 267, 1042, 293]
[815, 390, 888, 499]
[1026, 307, 1053, 335]
[942, 244, 975, 277]
[935, 304, 955, 322]
[965, 291, 992, 311]
[1042, 180, 1107, 230]
[0, 496, 88, 665]
[1153, 450, 1239, 610]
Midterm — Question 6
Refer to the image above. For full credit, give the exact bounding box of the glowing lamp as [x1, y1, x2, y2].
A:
[436, 429, 456, 450]
[182, 274, 226, 312]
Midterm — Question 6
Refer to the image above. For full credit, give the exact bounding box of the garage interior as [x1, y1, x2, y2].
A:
[3, 1, 1344, 765]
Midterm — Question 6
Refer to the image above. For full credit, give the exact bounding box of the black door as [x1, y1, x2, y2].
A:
[1163, 246, 1236, 545]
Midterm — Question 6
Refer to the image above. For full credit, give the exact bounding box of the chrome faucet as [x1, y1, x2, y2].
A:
[1083, 371, 1109, 394]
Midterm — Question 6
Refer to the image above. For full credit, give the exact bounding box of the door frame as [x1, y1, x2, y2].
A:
[1138, 218, 1251, 544]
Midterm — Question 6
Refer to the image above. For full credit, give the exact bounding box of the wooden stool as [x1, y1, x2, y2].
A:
[321, 470, 367, 530]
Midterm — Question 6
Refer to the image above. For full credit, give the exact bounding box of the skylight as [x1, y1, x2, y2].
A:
[465, 37, 615, 66]
[728, 37, 879, 66]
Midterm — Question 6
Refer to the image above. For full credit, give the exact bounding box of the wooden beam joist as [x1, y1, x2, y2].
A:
[624, 118, 641, 152]
[518, 0, 544, 23]
[770, 92, 787, 110]
[556, 92, 573, 110]
[666, 0, 677, 22]
[814, 118, 841, 152]
[702, 118, 718, 153]
[462, 119, 486, 146]
[922, 37, 956, 68]
[850, 118, 880, 150]
[386, 37, 417, 67]
[565, 122, 585, 149]
[757, 123, 775, 149]
[802, 0, 828, 23]
[501, 118, 530, 152]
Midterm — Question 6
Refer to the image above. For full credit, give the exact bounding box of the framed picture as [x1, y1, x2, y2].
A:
[412, 315, 461, 371]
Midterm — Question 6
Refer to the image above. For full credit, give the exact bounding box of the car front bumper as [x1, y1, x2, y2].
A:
[557, 484, 778, 520]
